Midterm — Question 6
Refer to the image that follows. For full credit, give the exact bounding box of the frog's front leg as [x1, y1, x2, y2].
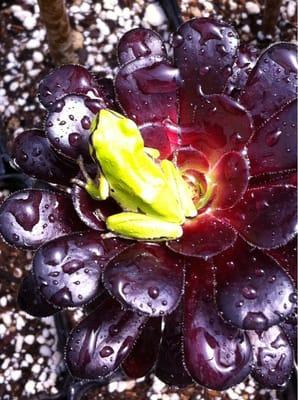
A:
[72, 156, 110, 201]
[106, 212, 183, 241]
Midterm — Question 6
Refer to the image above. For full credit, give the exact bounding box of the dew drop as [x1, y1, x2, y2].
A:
[69, 132, 81, 147]
[99, 346, 114, 358]
[109, 325, 119, 336]
[289, 292, 297, 304]
[12, 234, 19, 242]
[148, 286, 159, 299]
[32, 148, 41, 157]
[243, 312, 268, 330]
[20, 152, 28, 162]
[268, 275, 276, 283]
[266, 130, 282, 147]
[48, 271, 60, 277]
[52, 99, 65, 113]
[254, 268, 265, 277]
[199, 66, 210, 76]
[122, 282, 130, 295]
[242, 286, 257, 300]
[171, 33, 184, 47]
[81, 116, 91, 130]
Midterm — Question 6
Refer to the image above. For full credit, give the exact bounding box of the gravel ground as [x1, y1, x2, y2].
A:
[0, 0, 297, 399]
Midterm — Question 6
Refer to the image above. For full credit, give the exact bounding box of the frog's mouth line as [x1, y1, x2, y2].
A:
[73, 109, 215, 241]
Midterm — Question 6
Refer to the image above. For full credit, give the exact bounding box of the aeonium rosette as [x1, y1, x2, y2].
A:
[0, 18, 297, 391]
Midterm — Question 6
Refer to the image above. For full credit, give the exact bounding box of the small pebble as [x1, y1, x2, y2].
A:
[144, 3, 167, 27]
[33, 51, 44, 63]
[245, 1, 260, 14]
[11, 370, 22, 381]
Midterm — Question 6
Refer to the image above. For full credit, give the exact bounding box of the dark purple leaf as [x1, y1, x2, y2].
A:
[103, 243, 184, 316]
[225, 44, 259, 98]
[45, 94, 104, 161]
[248, 99, 297, 177]
[248, 326, 294, 389]
[66, 297, 147, 379]
[0, 189, 83, 250]
[174, 18, 239, 124]
[266, 238, 297, 284]
[180, 94, 254, 166]
[115, 57, 178, 125]
[240, 43, 298, 128]
[71, 184, 121, 231]
[167, 213, 237, 258]
[210, 151, 249, 210]
[95, 77, 118, 110]
[155, 304, 192, 387]
[39, 65, 99, 108]
[33, 231, 127, 308]
[139, 120, 179, 160]
[184, 258, 252, 390]
[18, 272, 61, 317]
[222, 185, 297, 249]
[215, 239, 295, 330]
[118, 28, 166, 65]
[122, 318, 161, 379]
[12, 129, 78, 185]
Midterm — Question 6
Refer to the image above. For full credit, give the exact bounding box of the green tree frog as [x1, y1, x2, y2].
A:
[84, 109, 197, 240]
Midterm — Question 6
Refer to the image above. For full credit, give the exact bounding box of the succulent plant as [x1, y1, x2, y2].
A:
[0, 18, 297, 391]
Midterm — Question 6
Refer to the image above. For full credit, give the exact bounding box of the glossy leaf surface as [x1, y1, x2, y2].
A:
[118, 28, 166, 65]
[215, 239, 295, 330]
[103, 243, 184, 316]
[175, 18, 238, 123]
[248, 99, 297, 176]
[167, 213, 236, 258]
[66, 297, 146, 379]
[180, 94, 253, 166]
[12, 129, 78, 185]
[210, 151, 249, 210]
[174, 146, 209, 174]
[0, 189, 83, 249]
[115, 57, 178, 125]
[46, 94, 103, 161]
[122, 318, 161, 379]
[155, 305, 192, 387]
[140, 121, 179, 159]
[18, 272, 61, 317]
[240, 43, 298, 127]
[248, 326, 294, 389]
[184, 258, 252, 390]
[33, 231, 127, 308]
[266, 238, 297, 284]
[71, 184, 121, 231]
[39, 65, 98, 108]
[225, 44, 259, 98]
[222, 185, 297, 249]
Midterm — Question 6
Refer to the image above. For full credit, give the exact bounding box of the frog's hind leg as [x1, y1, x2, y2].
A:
[106, 212, 183, 241]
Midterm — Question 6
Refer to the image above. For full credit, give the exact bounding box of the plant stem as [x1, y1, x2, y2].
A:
[263, 0, 282, 35]
[159, 0, 183, 30]
[37, 0, 79, 64]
